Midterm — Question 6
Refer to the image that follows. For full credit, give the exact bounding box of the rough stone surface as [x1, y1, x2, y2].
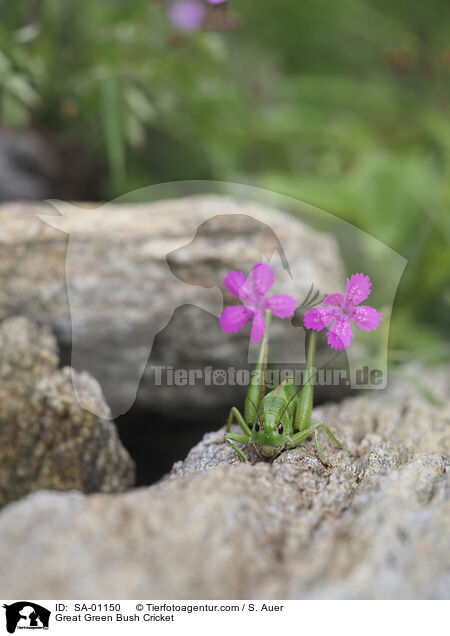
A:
[0, 317, 135, 508]
[0, 196, 343, 418]
[0, 365, 448, 599]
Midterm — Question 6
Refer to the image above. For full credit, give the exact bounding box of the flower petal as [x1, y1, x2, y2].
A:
[250, 308, 266, 343]
[238, 279, 256, 305]
[219, 305, 252, 334]
[351, 305, 382, 331]
[250, 263, 274, 302]
[304, 306, 337, 331]
[345, 273, 372, 306]
[224, 270, 248, 298]
[327, 316, 353, 350]
[263, 294, 296, 318]
[323, 292, 345, 307]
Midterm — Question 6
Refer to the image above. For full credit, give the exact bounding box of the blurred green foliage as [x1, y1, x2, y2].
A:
[0, 0, 449, 355]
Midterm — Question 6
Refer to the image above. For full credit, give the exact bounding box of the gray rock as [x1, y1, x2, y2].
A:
[0, 196, 343, 418]
[0, 317, 135, 508]
[0, 130, 58, 202]
[0, 366, 448, 599]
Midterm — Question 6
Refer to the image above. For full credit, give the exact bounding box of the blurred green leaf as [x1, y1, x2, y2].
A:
[100, 75, 126, 185]
[2, 90, 30, 128]
[0, 0, 448, 357]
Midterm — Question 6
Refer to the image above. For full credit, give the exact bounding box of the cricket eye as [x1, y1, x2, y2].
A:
[255, 422, 261, 432]
[277, 424, 284, 435]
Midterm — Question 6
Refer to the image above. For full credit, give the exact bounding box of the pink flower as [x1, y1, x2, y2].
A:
[167, 0, 228, 32]
[167, 0, 205, 32]
[304, 273, 382, 351]
[219, 263, 296, 343]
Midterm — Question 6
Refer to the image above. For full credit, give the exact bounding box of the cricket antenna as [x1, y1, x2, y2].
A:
[246, 394, 262, 423]
[275, 384, 303, 427]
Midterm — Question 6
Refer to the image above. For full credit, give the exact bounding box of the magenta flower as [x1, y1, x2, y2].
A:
[303, 273, 382, 351]
[219, 263, 296, 343]
[167, 0, 205, 32]
[167, 0, 228, 32]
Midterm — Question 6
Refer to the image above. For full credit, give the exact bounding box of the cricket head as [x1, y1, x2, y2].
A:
[251, 407, 287, 459]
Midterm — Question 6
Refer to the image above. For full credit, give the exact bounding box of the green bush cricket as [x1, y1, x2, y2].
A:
[224, 309, 343, 464]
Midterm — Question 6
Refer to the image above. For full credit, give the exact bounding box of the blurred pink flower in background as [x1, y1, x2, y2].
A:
[167, 0, 205, 32]
[167, 0, 229, 32]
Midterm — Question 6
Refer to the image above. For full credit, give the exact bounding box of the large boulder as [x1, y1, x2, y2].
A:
[0, 317, 135, 508]
[0, 196, 343, 419]
[0, 365, 447, 599]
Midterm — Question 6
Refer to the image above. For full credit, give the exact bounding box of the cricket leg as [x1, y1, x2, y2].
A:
[313, 430, 330, 467]
[212, 406, 251, 447]
[312, 425, 343, 466]
[286, 420, 343, 467]
[226, 407, 252, 436]
[225, 432, 251, 462]
[226, 438, 248, 462]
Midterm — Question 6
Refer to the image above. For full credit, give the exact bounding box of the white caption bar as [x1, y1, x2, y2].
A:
[1, 600, 446, 635]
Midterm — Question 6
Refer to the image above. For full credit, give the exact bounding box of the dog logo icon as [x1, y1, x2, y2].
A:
[3, 602, 50, 634]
